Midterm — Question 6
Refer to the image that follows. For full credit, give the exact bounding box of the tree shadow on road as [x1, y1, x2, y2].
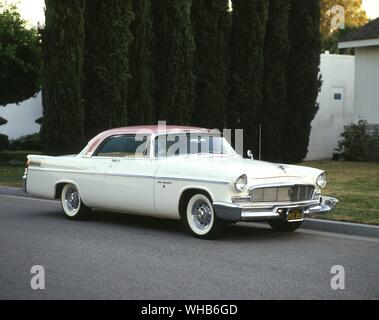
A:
[32, 207, 303, 242]
[86, 210, 302, 242]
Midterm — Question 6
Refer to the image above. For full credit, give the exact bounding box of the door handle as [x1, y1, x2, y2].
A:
[111, 159, 121, 162]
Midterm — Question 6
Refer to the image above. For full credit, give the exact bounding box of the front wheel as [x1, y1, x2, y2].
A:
[268, 220, 303, 232]
[185, 193, 225, 239]
[61, 184, 90, 220]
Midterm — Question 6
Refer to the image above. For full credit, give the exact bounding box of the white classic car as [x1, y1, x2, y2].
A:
[23, 125, 338, 239]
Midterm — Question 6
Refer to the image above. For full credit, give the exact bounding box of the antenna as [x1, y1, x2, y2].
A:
[258, 124, 262, 160]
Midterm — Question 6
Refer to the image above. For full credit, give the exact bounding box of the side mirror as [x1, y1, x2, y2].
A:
[247, 150, 253, 159]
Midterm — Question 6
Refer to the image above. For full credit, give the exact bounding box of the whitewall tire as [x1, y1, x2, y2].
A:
[185, 193, 225, 239]
[61, 184, 90, 220]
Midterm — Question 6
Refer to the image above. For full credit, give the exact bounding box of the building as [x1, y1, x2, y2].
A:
[306, 53, 355, 160]
[338, 17, 379, 124]
[307, 18, 379, 160]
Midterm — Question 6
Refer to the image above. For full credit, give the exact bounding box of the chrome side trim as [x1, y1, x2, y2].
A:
[155, 176, 230, 185]
[91, 156, 151, 161]
[29, 167, 154, 179]
[28, 167, 229, 184]
[28, 167, 100, 175]
[107, 173, 154, 179]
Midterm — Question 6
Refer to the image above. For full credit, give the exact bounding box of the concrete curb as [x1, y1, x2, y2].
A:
[0, 186, 33, 198]
[302, 218, 379, 239]
[1, 186, 378, 238]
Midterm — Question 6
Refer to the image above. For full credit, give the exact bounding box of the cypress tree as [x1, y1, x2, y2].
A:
[0, 117, 8, 150]
[282, 0, 321, 163]
[227, 0, 268, 155]
[128, 0, 154, 125]
[41, 0, 86, 154]
[191, 0, 230, 130]
[152, 0, 195, 124]
[261, 0, 290, 162]
[84, 0, 134, 140]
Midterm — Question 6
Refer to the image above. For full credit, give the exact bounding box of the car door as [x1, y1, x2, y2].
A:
[74, 156, 108, 208]
[95, 134, 158, 214]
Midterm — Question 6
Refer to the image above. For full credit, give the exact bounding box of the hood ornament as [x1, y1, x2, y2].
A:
[247, 150, 254, 160]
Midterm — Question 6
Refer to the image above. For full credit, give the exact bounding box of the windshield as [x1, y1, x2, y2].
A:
[154, 133, 236, 158]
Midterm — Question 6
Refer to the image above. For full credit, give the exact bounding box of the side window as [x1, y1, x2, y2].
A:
[155, 134, 187, 158]
[95, 135, 150, 158]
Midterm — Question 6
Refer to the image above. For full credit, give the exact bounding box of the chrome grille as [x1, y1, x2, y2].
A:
[250, 185, 314, 202]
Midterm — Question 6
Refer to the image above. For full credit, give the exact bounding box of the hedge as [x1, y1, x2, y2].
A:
[0, 151, 41, 166]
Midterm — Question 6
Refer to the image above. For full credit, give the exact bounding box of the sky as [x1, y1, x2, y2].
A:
[3, 0, 379, 27]
[363, 0, 379, 19]
[5, 0, 45, 27]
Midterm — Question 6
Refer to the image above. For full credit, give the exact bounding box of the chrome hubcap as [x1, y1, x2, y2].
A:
[192, 200, 212, 230]
[65, 188, 80, 211]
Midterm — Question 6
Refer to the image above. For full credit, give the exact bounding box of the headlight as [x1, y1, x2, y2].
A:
[316, 172, 327, 188]
[234, 174, 248, 192]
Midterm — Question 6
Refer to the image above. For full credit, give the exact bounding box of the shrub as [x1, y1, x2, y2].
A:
[0, 134, 9, 151]
[0, 151, 36, 166]
[8, 133, 42, 151]
[336, 120, 379, 162]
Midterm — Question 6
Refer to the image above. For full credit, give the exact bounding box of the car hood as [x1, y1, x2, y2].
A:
[157, 155, 323, 186]
[236, 158, 302, 179]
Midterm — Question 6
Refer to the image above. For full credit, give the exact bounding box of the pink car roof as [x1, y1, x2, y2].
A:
[85, 125, 212, 156]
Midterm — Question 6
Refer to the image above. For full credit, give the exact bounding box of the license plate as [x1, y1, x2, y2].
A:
[287, 208, 304, 221]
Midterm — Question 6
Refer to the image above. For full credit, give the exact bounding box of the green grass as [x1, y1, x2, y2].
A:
[0, 166, 24, 188]
[0, 150, 40, 187]
[300, 161, 379, 225]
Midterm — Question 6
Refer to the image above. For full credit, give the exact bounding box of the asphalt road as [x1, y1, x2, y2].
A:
[0, 194, 378, 300]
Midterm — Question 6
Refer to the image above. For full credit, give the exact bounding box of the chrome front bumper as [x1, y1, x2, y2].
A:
[213, 196, 338, 222]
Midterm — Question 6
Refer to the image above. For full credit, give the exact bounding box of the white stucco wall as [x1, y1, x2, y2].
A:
[354, 46, 379, 123]
[306, 53, 355, 160]
[0, 92, 42, 140]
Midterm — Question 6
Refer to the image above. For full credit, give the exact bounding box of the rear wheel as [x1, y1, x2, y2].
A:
[185, 193, 225, 239]
[61, 184, 90, 220]
[268, 220, 303, 232]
